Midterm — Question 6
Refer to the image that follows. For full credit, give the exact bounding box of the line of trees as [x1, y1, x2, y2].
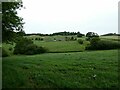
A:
[101, 33, 120, 36]
[25, 31, 85, 37]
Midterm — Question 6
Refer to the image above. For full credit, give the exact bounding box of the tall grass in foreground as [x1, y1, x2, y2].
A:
[2, 50, 118, 88]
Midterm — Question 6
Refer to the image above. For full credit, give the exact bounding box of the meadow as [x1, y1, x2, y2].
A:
[2, 35, 119, 88]
[100, 36, 120, 41]
[34, 41, 86, 52]
[2, 50, 118, 88]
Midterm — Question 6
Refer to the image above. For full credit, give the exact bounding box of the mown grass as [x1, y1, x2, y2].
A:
[2, 50, 118, 88]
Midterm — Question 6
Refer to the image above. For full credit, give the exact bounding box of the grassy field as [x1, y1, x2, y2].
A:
[25, 35, 120, 41]
[2, 35, 119, 88]
[100, 36, 120, 41]
[3, 50, 118, 88]
[25, 35, 78, 41]
[2, 37, 89, 53]
[34, 41, 87, 52]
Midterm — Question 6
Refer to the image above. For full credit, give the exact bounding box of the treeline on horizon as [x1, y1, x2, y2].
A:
[24, 31, 120, 37]
[24, 31, 85, 37]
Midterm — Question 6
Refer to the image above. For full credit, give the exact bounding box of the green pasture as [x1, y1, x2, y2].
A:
[2, 50, 118, 88]
[2, 35, 89, 53]
[34, 41, 88, 52]
[2, 35, 120, 54]
[25, 35, 78, 41]
[100, 36, 120, 41]
[2, 35, 119, 88]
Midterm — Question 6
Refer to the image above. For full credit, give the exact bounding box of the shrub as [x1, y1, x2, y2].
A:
[65, 37, 68, 41]
[38, 38, 41, 40]
[24, 44, 38, 55]
[2, 47, 9, 57]
[24, 45, 48, 55]
[74, 38, 77, 41]
[41, 38, 43, 41]
[35, 38, 38, 40]
[70, 37, 74, 41]
[96, 40, 120, 50]
[86, 37, 91, 41]
[77, 39, 83, 44]
[14, 38, 48, 55]
[36, 46, 48, 54]
[9, 47, 12, 51]
[86, 38, 120, 50]
[90, 37, 100, 45]
[14, 38, 33, 54]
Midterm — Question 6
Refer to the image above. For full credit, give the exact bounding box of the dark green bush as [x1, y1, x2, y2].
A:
[86, 38, 120, 50]
[2, 48, 9, 57]
[24, 45, 48, 55]
[70, 37, 74, 41]
[74, 38, 77, 41]
[14, 38, 48, 55]
[97, 40, 120, 50]
[41, 38, 44, 41]
[86, 36, 99, 41]
[38, 38, 41, 40]
[24, 44, 38, 55]
[86, 37, 90, 41]
[36, 46, 48, 54]
[77, 39, 83, 44]
[90, 37, 100, 45]
[9, 47, 12, 51]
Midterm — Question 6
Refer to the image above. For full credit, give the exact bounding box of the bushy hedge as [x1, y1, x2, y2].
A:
[14, 38, 48, 55]
[77, 39, 83, 44]
[1, 47, 9, 57]
[86, 37, 120, 50]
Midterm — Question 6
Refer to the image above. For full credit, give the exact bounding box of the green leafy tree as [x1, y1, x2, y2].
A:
[86, 32, 99, 37]
[2, 2, 24, 42]
[77, 32, 84, 37]
[86, 32, 99, 41]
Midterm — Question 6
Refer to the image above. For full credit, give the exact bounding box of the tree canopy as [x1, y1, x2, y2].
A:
[86, 32, 99, 37]
[2, 2, 24, 42]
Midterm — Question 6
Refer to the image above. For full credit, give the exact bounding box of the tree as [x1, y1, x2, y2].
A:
[86, 32, 99, 41]
[16, 30, 25, 36]
[86, 32, 99, 37]
[2, 2, 24, 42]
[77, 32, 84, 37]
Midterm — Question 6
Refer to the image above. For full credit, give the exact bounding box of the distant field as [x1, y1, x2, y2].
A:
[34, 41, 87, 52]
[2, 50, 118, 88]
[25, 35, 78, 41]
[2, 40, 89, 53]
[3, 35, 120, 54]
[25, 35, 120, 42]
[100, 36, 120, 41]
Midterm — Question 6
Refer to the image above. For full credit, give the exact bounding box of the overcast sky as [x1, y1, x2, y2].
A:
[18, 0, 119, 35]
